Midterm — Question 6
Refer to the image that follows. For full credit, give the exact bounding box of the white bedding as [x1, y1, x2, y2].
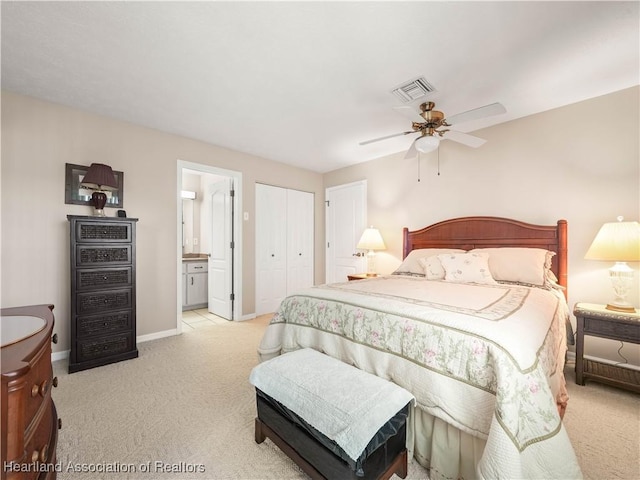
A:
[257, 275, 583, 479]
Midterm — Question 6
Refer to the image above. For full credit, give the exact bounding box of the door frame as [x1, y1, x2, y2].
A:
[176, 160, 243, 331]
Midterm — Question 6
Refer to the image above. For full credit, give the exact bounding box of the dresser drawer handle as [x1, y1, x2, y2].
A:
[31, 444, 49, 463]
[31, 380, 49, 397]
[58, 418, 63, 430]
[52, 377, 59, 388]
[52, 333, 58, 344]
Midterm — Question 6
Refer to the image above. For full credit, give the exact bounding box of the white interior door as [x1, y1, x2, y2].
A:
[325, 181, 367, 283]
[287, 189, 314, 294]
[255, 184, 287, 315]
[208, 178, 233, 319]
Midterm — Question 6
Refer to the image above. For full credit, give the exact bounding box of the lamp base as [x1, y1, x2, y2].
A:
[605, 303, 637, 313]
[366, 251, 377, 276]
[91, 191, 108, 217]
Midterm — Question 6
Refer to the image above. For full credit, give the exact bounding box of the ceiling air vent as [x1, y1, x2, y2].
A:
[391, 76, 436, 103]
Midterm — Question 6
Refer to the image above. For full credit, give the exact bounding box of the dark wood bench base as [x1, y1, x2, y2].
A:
[254, 393, 408, 480]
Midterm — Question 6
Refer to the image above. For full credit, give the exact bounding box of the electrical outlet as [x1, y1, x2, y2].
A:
[193, 238, 198, 246]
[244, 212, 249, 221]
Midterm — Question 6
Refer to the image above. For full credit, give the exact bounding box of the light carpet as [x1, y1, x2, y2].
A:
[52, 315, 639, 480]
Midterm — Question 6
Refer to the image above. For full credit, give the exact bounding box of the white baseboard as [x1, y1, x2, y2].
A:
[137, 328, 178, 343]
[52, 350, 69, 362]
[238, 313, 256, 321]
[51, 329, 179, 363]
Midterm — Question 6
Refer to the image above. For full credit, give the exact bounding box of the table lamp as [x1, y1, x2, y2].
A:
[357, 226, 386, 276]
[80, 163, 118, 216]
[584, 216, 640, 312]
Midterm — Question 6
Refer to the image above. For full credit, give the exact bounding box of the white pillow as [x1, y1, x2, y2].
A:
[393, 248, 466, 276]
[437, 252, 498, 285]
[470, 248, 554, 287]
[418, 255, 447, 280]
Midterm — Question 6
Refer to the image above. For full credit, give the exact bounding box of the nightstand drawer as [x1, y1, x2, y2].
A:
[583, 316, 640, 342]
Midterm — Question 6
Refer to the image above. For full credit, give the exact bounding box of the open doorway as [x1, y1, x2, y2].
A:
[176, 160, 243, 332]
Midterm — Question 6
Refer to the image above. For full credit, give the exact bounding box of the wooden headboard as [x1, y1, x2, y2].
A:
[402, 216, 568, 296]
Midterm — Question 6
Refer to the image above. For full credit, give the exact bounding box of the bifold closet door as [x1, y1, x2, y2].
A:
[255, 184, 314, 316]
[256, 184, 287, 315]
[286, 188, 314, 295]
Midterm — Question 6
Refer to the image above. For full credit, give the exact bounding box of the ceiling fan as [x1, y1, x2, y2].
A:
[360, 101, 507, 159]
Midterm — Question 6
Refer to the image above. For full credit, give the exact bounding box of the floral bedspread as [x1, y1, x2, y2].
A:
[257, 275, 582, 479]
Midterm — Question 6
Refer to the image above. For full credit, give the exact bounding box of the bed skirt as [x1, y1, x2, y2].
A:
[410, 407, 486, 480]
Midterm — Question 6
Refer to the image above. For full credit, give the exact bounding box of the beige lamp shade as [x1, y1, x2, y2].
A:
[585, 217, 640, 312]
[357, 227, 386, 251]
[585, 219, 640, 262]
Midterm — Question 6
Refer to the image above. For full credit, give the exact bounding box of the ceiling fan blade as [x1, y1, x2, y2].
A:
[359, 130, 415, 146]
[442, 130, 486, 148]
[404, 138, 418, 159]
[445, 102, 506, 125]
[393, 105, 426, 124]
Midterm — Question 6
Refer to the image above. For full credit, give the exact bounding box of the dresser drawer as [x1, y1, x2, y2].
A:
[77, 332, 134, 363]
[76, 266, 132, 290]
[22, 343, 54, 441]
[77, 245, 132, 266]
[76, 311, 132, 338]
[77, 289, 132, 315]
[75, 221, 132, 243]
[23, 399, 55, 474]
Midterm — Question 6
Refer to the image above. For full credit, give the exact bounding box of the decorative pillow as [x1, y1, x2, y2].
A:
[418, 255, 447, 280]
[392, 248, 466, 276]
[470, 248, 554, 287]
[437, 252, 498, 285]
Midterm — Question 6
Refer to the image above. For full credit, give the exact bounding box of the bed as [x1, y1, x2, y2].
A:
[257, 216, 582, 479]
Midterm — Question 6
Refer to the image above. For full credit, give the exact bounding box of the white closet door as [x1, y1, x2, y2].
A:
[255, 184, 287, 315]
[287, 189, 314, 295]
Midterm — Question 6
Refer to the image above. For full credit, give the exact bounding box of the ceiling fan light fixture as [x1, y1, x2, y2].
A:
[415, 134, 440, 153]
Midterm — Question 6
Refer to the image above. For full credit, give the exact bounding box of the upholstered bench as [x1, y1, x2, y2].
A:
[249, 348, 414, 480]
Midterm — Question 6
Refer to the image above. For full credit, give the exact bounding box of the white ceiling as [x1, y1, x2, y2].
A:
[2, 1, 638, 173]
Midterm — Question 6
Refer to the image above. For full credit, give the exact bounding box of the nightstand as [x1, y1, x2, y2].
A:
[573, 303, 640, 393]
[347, 273, 378, 281]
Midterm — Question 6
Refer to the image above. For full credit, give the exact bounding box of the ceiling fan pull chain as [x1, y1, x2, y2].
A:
[437, 148, 441, 176]
[417, 152, 421, 182]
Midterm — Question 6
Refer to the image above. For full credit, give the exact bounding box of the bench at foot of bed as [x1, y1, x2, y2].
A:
[250, 348, 413, 480]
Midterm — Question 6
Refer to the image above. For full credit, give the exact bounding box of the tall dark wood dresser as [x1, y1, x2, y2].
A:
[1, 304, 60, 480]
[67, 215, 139, 373]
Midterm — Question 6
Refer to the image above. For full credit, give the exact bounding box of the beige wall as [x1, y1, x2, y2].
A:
[2, 87, 638, 365]
[325, 86, 640, 364]
[1, 91, 324, 354]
